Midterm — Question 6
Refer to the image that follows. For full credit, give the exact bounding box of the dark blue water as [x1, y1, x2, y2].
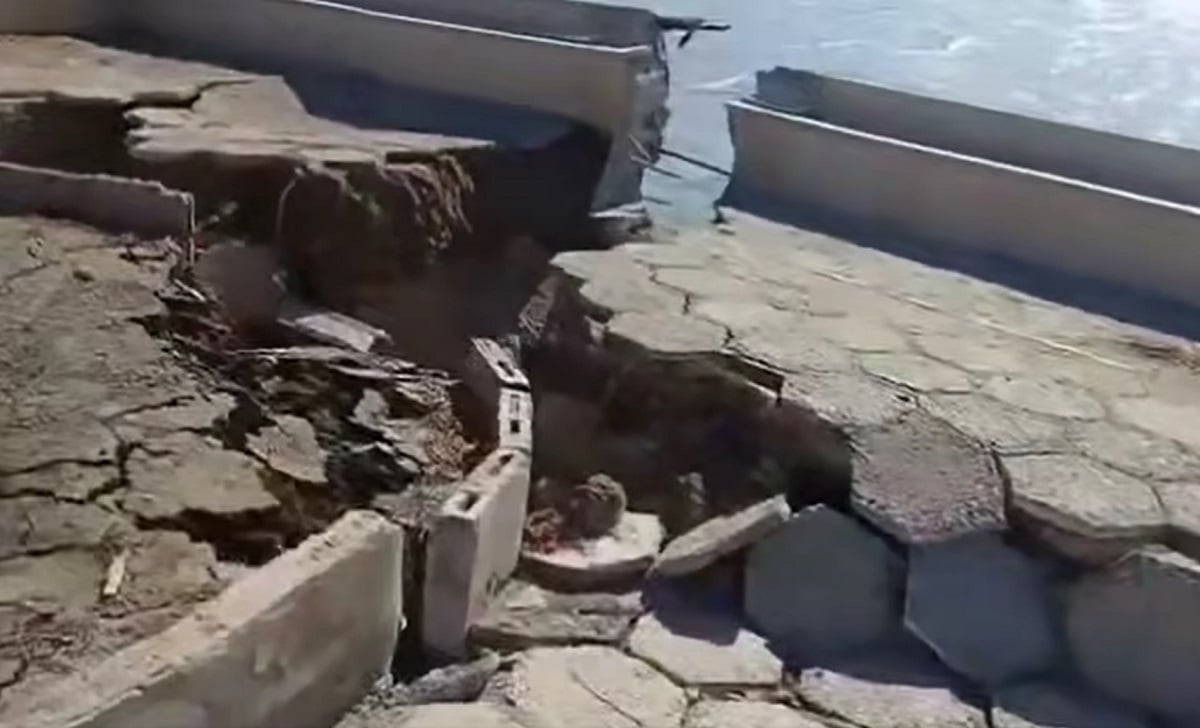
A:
[605, 0, 1200, 223]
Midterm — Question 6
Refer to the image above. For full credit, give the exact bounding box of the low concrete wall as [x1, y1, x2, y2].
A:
[6, 511, 404, 728]
[122, 0, 663, 208]
[756, 68, 1200, 210]
[727, 101, 1200, 309]
[0, 0, 107, 33]
[0, 162, 194, 237]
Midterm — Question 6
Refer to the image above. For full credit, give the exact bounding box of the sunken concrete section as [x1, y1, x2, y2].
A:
[5, 511, 405, 728]
[0, 161, 194, 237]
[726, 72, 1200, 310]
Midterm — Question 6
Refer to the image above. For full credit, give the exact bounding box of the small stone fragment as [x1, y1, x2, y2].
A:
[522, 512, 663, 590]
[745, 506, 901, 660]
[567, 474, 627, 538]
[905, 533, 1058, 686]
[1065, 547, 1200, 723]
[471, 580, 640, 650]
[851, 412, 1006, 544]
[652, 495, 790, 577]
[629, 590, 782, 688]
[797, 642, 988, 728]
[992, 680, 1150, 728]
[686, 700, 826, 728]
[498, 646, 687, 728]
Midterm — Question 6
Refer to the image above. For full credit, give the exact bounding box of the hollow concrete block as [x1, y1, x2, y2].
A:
[497, 386, 533, 454]
[464, 338, 530, 409]
[4, 511, 405, 728]
[423, 448, 533, 659]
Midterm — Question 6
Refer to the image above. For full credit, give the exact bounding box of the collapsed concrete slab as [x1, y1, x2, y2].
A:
[3, 511, 405, 728]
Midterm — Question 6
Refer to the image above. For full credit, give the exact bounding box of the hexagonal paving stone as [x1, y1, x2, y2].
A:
[851, 412, 1006, 544]
[861, 352, 974, 393]
[686, 701, 826, 728]
[783, 370, 914, 429]
[1001, 454, 1165, 564]
[734, 326, 856, 374]
[991, 680, 1150, 728]
[1068, 420, 1200, 482]
[1154, 483, 1200, 560]
[745, 506, 901, 660]
[905, 534, 1058, 686]
[498, 646, 687, 728]
[796, 641, 988, 728]
[606, 312, 725, 355]
[629, 590, 782, 689]
[981, 375, 1105, 420]
[920, 393, 1067, 454]
[1112, 398, 1200, 452]
[1066, 547, 1200, 723]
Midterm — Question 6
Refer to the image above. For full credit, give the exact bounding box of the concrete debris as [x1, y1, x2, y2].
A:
[276, 296, 392, 353]
[746, 506, 901, 660]
[522, 512, 664, 590]
[991, 680, 1150, 728]
[796, 642, 989, 728]
[496, 646, 688, 728]
[629, 589, 782, 688]
[471, 580, 642, 650]
[652, 495, 790, 577]
[1065, 546, 1200, 723]
[247, 415, 328, 485]
[394, 652, 501, 706]
[905, 534, 1059, 686]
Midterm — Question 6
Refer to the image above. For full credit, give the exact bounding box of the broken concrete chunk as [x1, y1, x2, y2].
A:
[471, 580, 642, 650]
[686, 701, 826, 728]
[1002, 454, 1165, 564]
[1154, 482, 1200, 560]
[991, 680, 1150, 728]
[522, 512, 663, 590]
[464, 338, 530, 407]
[395, 651, 500, 706]
[629, 590, 782, 688]
[652, 495, 790, 577]
[246, 415, 328, 485]
[277, 296, 392, 353]
[122, 432, 280, 521]
[905, 533, 1059, 686]
[110, 393, 236, 442]
[497, 646, 687, 728]
[851, 412, 1006, 544]
[796, 642, 988, 728]
[746, 506, 901, 660]
[1065, 547, 1200, 723]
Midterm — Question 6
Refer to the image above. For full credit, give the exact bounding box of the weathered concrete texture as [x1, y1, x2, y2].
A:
[851, 411, 1006, 544]
[629, 592, 782, 688]
[991, 680, 1150, 728]
[0, 161, 193, 237]
[1065, 547, 1200, 723]
[470, 580, 641, 650]
[652, 495, 790, 577]
[246, 415, 328, 486]
[607, 311, 727, 355]
[1002, 454, 1166, 564]
[498, 646, 687, 728]
[686, 701, 826, 728]
[796, 643, 989, 728]
[746, 506, 901, 660]
[905, 534, 1058, 686]
[521, 512, 663, 589]
[424, 448, 531, 659]
[5, 511, 405, 728]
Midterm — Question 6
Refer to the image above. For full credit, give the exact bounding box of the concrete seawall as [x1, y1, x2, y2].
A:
[726, 84, 1200, 310]
[756, 68, 1200, 210]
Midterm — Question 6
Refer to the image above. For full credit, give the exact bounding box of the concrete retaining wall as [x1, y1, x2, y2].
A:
[755, 68, 1200, 209]
[6, 511, 404, 728]
[726, 100, 1200, 309]
[122, 0, 663, 208]
[0, 0, 107, 33]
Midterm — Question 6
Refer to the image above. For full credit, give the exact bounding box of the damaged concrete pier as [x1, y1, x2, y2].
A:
[3, 1, 1200, 728]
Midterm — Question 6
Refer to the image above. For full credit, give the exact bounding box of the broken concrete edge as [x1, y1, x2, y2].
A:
[3, 510, 404, 728]
[0, 160, 195, 238]
[465, 338, 531, 405]
[422, 447, 533, 660]
[277, 295, 393, 353]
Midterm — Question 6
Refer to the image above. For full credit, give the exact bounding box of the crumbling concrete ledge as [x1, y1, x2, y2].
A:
[2, 511, 404, 728]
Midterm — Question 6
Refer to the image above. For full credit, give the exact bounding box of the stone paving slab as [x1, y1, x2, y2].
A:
[549, 210, 1200, 566]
